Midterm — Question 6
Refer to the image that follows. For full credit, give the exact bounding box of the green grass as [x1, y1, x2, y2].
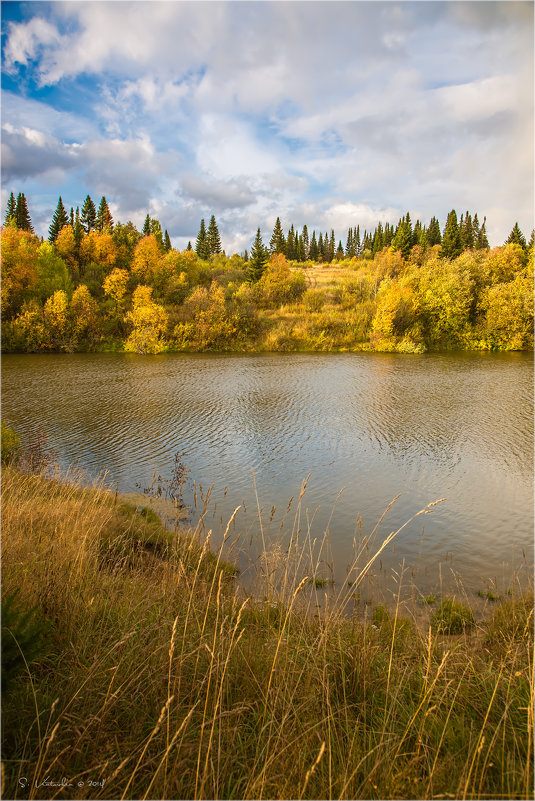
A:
[431, 598, 475, 634]
[2, 465, 533, 800]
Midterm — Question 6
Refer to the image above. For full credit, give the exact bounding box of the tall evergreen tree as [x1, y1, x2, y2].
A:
[80, 195, 97, 234]
[195, 218, 210, 259]
[247, 228, 268, 282]
[328, 230, 336, 262]
[336, 240, 344, 259]
[73, 207, 84, 247]
[441, 210, 462, 259]
[506, 222, 526, 249]
[163, 229, 172, 252]
[48, 196, 69, 243]
[186, 241, 192, 251]
[391, 216, 412, 259]
[286, 225, 296, 260]
[4, 191, 16, 225]
[317, 233, 324, 261]
[302, 225, 309, 259]
[309, 231, 319, 261]
[207, 215, 222, 255]
[460, 211, 474, 250]
[15, 193, 33, 232]
[354, 225, 361, 255]
[427, 216, 442, 246]
[296, 234, 305, 262]
[345, 227, 353, 257]
[142, 214, 151, 237]
[476, 216, 489, 250]
[270, 217, 286, 254]
[96, 196, 114, 231]
[372, 222, 384, 255]
[383, 222, 394, 248]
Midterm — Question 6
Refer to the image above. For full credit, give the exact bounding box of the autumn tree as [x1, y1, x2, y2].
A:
[0, 226, 38, 317]
[48, 197, 70, 243]
[70, 284, 99, 347]
[124, 285, 168, 354]
[103, 268, 130, 312]
[43, 289, 70, 350]
[131, 235, 162, 283]
[35, 241, 73, 303]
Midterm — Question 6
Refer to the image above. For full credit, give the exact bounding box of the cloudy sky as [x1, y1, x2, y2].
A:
[1, 0, 533, 252]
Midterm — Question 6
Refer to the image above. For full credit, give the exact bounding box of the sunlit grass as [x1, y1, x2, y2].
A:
[2, 465, 533, 799]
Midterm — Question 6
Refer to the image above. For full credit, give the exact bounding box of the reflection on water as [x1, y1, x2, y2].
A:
[2, 351, 533, 596]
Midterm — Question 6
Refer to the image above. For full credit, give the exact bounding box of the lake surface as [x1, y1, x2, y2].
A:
[2, 352, 533, 600]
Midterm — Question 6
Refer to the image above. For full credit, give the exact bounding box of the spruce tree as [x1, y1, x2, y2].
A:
[328, 230, 336, 262]
[4, 192, 16, 225]
[383, 223, 394, 248]
[270, 217, 286, 254]
[207, 215, 222, 255]
[345, 228, 353, 257]
[195, 219, 210, 259]
[506, 222, 526, 249]
[80, 195, 97, 234]
[286, 225, 296, 260]
[302, 225, 309, 259]
[476, 216, 489, 250]
[15, 193, 33, 232]
[296, 234, 305, 262]
[372, 222, 384, 255]
[355, 225, 361, 255]
[391, 217, 412, 259]
[96, 196, 113, 232]
[317, 233, 324, 261]
[247, 228, 268, 282]
[48, 196, 70, 243]
[73, 207, 84, 247]
[427, 216, 442, 246]
[163, 229, 172, 252]
[309, 231, 319, 261]
[186, 241, 192, 251]
[336, 240, 344, 259]
[142, 214, 151, 237]
[441, 210, 462, 259]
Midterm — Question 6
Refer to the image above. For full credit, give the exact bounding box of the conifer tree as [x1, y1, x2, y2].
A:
[506, 222, 526, 249]
[4, 191, 16, 225]
[247, 228, 268, 282]
[48, 196, 70, 243]
[286, 225, 296, 260]
[150, 218, 163, 248]
[336, 240, 344, 259]
[80, 195, 97, 234]
[207, 215, 222, 255]
[96, 196, 113, 232]
[391, 216, 412, 259]
[427, 216, 442, 246]
[317, 233, 324, 261]
[383, 222, 394, 248]
[296, 234, 305, 262]
[142, 214, 151, 237]
[15, 193, 33, 232]
[309, 231, 319, 261]
[186, 241, 192, 251]
[345, 228, 353, 257]
[476, 216, 489, 249]
[302, 225, 309, 259]
[372, 222, 384, 255]
[460, 211, 474, 250]
[270, 217, 286, 254]
[328, 230, 335, 262]
[73, 207, 84, 247]
[163, 229, 172, 252]
[441, 210, 462, 259]
[195, 219, 210, 259]
[355, 225, 361, 255]
[472, 214, 481, 244]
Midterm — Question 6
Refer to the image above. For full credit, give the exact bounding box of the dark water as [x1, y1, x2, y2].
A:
[2, 352, 533, 597]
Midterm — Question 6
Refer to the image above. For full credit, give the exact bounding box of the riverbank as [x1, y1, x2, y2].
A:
[2, 464, 533, 800]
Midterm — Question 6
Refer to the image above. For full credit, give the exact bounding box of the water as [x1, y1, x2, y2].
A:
[2, 351, 533, 598]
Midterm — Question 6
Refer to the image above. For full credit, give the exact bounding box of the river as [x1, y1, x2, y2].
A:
[2, 351, 533, 603]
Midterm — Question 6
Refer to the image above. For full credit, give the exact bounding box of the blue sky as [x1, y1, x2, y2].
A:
[1, 0, 533, 252]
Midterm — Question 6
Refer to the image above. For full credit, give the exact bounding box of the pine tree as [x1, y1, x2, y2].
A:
[96, 196, 113, 232]
[270, 217, 286, 254]
[73, 207, 84, 247]
[355, 225, 361, 255]
[163, 229, 172, 252]
[441, 210, 462, 259]
[296, 234, 305, 262]
[328, 230, 336, 263]
[48, 196, 70, 243]
[207, 215, 222, 255]
[247, 228, 268, 282]
[460, 211, 474, 250]
[336, 240, 344, 259]
[427, 216, 442, 246]
[195, 219, 210, 259]
[15, 193, 33, 232]
[506, 222, 527, 249]
[4, 192, 16, 225]
[150, 218, 163, 248]
[286, 225, 296, 260]
[309, 231, 319, 261]
[372, 222, 384, 255]
[476, 216, 489, 250]
[317, 233, 324, 261]
[383, 223, 394, 248]
[142, 214, 151, 237]
[345, 228, 353, 257]
[391, 216, 412, 259]
[302, 225, 309, 259]
[80, 195, 97, 234]
[186, 241, 192, 251]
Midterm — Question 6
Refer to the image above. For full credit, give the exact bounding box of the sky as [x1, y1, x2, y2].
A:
[1, 0, 533, 253]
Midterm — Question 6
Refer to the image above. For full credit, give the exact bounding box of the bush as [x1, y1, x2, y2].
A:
[431, 599, 474, 634]
[1, 422, 19, 465]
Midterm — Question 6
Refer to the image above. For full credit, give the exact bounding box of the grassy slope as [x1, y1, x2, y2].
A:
[2, 466, 533, 800]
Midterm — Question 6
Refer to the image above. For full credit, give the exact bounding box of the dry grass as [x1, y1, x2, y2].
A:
[2, 465, 533, 800]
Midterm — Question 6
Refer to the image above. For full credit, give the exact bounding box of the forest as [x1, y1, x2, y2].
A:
[2, 191, 533, 355]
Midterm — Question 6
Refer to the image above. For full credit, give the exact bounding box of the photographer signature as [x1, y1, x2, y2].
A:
[18, 776, 105, 790]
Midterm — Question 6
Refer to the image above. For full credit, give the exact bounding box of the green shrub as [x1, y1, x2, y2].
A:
[431, 599, 474, 634]
[1, 422, 19, 465]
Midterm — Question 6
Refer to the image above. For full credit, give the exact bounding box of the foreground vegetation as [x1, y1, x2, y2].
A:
[2, 457, 533, 799]
[1, 199, 533, 355]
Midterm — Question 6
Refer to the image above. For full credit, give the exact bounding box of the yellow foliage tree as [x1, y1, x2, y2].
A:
[480, 274, 534, 350]
[43, 289, 71, 350]
[70, 285, 99, 346]
[80, 231, 117, 271]
[55, 225, 78, 275]
[1, 224, 38, 317]
[103, 267, 129, 312]
[131, 235, 162, 284]
[124, 285, 168, 354]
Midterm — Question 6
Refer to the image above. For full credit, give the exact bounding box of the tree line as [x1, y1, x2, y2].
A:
[2, 190, 532, 356]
